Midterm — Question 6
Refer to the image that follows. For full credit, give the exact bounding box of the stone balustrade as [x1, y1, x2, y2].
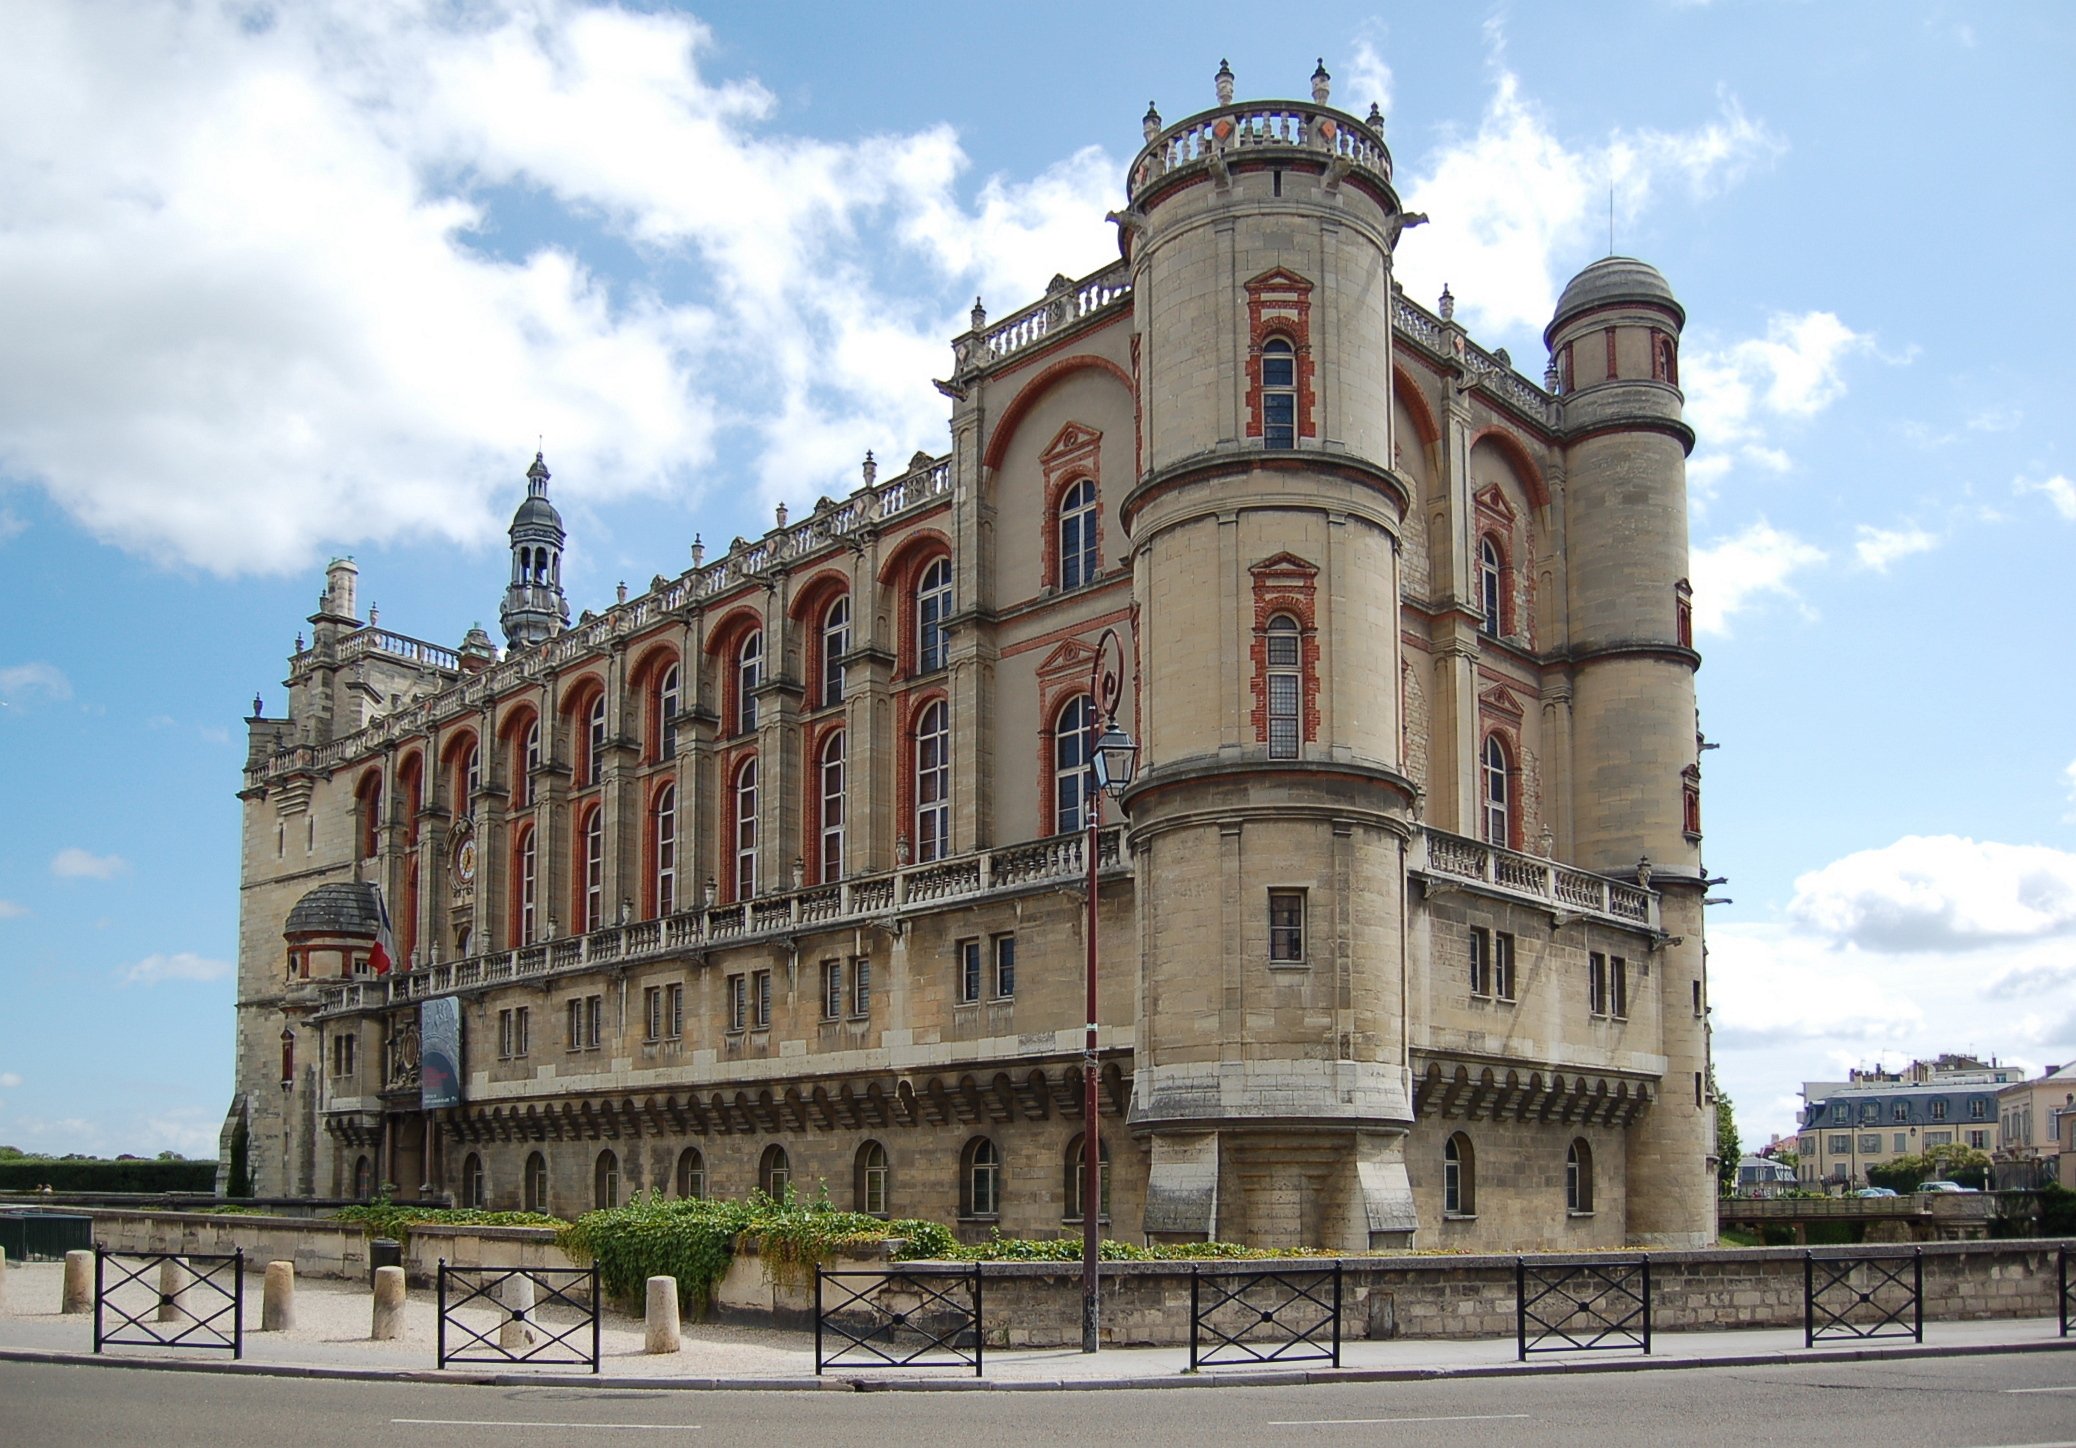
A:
[1129, 102, 1392, 202]
[1413, 828, 1657, 930]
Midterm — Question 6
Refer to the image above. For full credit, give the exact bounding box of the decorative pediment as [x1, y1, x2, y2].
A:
[1038, 421, 1103, 464]
[1477, 684, 1526, 720]
[1248, 551, 1319, 580]
[1245, 266, 1315, 297]
[1035, 638, 1099, 680]
[1472, 483, 1517, 523]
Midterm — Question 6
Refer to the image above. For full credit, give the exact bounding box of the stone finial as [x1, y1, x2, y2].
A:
[368, 603, 379, 627]
[294, 631, 304, 652]
[691, 534, 704, 568]
[1439, 284, 1455, 322]
[1143, 101, 1162, 141]
[1311, 59, 1331, 104]
[862, 451, 878, 487]
[1214, 59, 1234, 105]
[1637, 855, 1654, 889]
[792, 856, 805, 890]
[251, 692, 264, 718]
[1538, 826, 1555, 858]
[1366, 101, 1384, 130]
[775, 500, 789, 529]
[616, 580, 628, 604]
[970, 296, 986, 331]
[896, 832, 912, 867]
[1545, 356, 1562, 392]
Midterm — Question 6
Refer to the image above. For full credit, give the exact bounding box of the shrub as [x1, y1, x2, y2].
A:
[0, 1159, 217, 1194]
[330, 1203, 564, 1245]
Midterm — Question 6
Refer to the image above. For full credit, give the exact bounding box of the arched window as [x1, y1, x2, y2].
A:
[916, 557, 952, 674]
[353, 1155, 373, 1199]
[855, 1140, 889, 1216]
[355, 773, 382, 859]
[513, 825, 538, 944]
[579, 806, 604, 932]
[820, 596, 850, 710]
[585, 694, 608, 786]
[454, 741, 479, 813]
[653, 785, 677, 917]
[759, 1144, 791, 1199]
[733, 757, 758, 900]
[461, 1152, 485, 1208]
[524, 1151, 548, 1213]
[1058, 478, 1098, 590]
[1053, 694, 1091, 835]
[515, 717, 541, 808]
[1444, 1133, 1476, 1217]
[1261, 338, 1297, 449]
[675, 1147, 704, 1199]
[656, 663, 680, 762]
[736, 630, 763, 735]
[1266, 615, 1301, 760]
[1478, 537, 1504, 638]
[960, 1137, 1001, 1219]
[1481, 735, 1511, 847]
[1064, 1133, 1110, 1223]
[1566, 1138, 1594, 1213]
[913, 700, 950, 863]
[593, 1149, 619, 1209]
[818, 731, 845, 883]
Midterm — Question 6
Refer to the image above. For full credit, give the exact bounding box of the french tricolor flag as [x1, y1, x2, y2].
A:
[369, 885, 397, 976]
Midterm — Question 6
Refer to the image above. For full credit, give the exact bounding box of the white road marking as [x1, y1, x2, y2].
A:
[1267, 1413, 1533, 1427]
[391, 1420, 700, 1431]
[2005, 1385, 2076, 1393]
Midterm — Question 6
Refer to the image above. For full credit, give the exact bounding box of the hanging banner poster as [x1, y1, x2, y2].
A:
[420, 995, 463, 1109]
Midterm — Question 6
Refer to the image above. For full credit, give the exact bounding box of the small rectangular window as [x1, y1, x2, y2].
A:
[1692, 979, 1704, 1017]
[1893, 1133, 1907, 1153]
[753, 970, 772, 1029]
[665, 983, 682, 1040]
[1858, 1133, 1882, 1153]
[850, 957, 871, 1018]
[957, 939, 982, 1004]
[822, 960, 843, 1021]
[515, 1006, 529, 1056]
[1268, 891, 1306, 963]
[644, 986, 662, 1041]
[498, 1009, 514, 1059]
[992, 935, 1016, 999]
[1494, 932, 1516, 1001]
[1469, 927, 1490, 997]
[585, 995, 602, 1050]
[728, 975, 747, 1033]
[1588, 952, 1608, 1017]
[567, 998, 583, 1051]
[1610, 957, 1628, 1019]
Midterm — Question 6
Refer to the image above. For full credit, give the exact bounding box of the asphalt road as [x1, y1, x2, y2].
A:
[2, 1355, 2074, 1447]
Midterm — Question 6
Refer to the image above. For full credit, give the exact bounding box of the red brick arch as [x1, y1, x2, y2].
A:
[980, 355, 1134, 472]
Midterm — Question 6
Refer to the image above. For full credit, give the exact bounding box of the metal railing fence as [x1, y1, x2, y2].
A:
[814, 1264, 985, 1376]
[1516, 1255, 1652, 1359]
[1188, 1262, 1342, 1370]
[435, 1262, 600, 1372]
[1804, 1248, 1923, 1347]
[93, 1248, 243, 1358]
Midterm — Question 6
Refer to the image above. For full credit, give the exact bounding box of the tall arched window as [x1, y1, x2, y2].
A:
[1261, 338, 1297, 449]
[1444, 1132, 1476, 1216]
[960, 1136, 1001, 1219]
[454, 741, 478, 813]
[1481, 735, 1511, 847]
[855, 1140, 889, 1216]
[736, 630, 763, 735]
[461, 1152, 486, 1208]
[759, 1144, 791, 1198]
[1266, 614, 1301, 760]
[733, 757, 758, 900]
[585, 694, 608, 785]
[821, 596, 849, 710]
[1566, 1139, 1594, 1213]
[1058, 478, 1098, 590]
[594, 1148, 619, 1209]
[914, 700, 950, 863]
[1478, 537, 1504, 638]
[1065, 1133, 1110, 1223]
[524, 1151, 548, 1213]
[353, 1155, 373, 1199]
[1053, 694, 1091, 835]
[818, 731, 845, 883]
[653, 786, 677, 918]
[514, 825, 538, 944]
[676, 1147, 704, 1199]
[579, 806, 604, 932]
[657, 663, 680, 762]
[916, 557, 952, 673]
[355, 774, 382, 859]
[515, 717, 541, 808]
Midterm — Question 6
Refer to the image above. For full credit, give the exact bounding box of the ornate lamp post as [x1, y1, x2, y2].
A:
[1081, 629, 1136, 1354]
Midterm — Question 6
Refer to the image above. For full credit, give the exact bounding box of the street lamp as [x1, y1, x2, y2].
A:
[1081, 628, 1134, 1354]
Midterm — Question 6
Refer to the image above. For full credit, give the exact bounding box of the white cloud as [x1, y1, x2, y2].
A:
[1681, 311, 1872, 497]
[1688, 519, 1826, 636]
[0, 901, 26, 920]
[123, 952, 232, 984]
[1852, 522, 1940, 573]
[0, 2, 1120, 575]
[1394, 59, 1780, 341]
[0, 507, 23, 542]
[2064, 759, 2076, 824]
[1789, 835, 2076, 953]
[2019, 474, 2076, 522]
[0, 662, 73, 709]
[51, 847, 127, 879]
[0, 1072, 21, 1089]
[1968, 405, 2021, 433]
[1342, 40, 1395, 120]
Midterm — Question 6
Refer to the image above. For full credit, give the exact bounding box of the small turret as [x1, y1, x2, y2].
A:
[319, 558, 359, 623]
[499, 452, 571, 649]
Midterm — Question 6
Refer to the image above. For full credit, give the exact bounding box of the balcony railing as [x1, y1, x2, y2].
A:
[313, 826, 1126, 1016]
[1413, 829, 1657, 930]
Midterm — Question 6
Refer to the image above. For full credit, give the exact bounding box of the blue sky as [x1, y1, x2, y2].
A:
[2, 2, 2072, 1161]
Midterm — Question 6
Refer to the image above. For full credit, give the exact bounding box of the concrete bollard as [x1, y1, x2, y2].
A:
[498, 1271, 537, 1351]
[157, 1258, 190, 1323]
[62, 1250, 93, 1314]
[645, 1276, 682, 1354]
[262, 1261, 296, 1332]
[371, 1264, 406, 1341]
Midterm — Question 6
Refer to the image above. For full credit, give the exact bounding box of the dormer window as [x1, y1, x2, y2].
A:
[1261, 339, 1297, 449]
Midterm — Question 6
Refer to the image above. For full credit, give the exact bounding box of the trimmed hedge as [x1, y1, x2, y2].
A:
[0, 1160, 217, 1194]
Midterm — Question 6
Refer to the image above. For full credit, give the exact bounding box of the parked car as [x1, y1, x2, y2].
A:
[1854, 1187, 1898, 1198]
[1919, 1180, 1978, 1193]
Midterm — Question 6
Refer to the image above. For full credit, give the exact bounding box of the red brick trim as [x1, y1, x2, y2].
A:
[1243, 268, 1316, 442]
[801, 718, 847, 885]
[895, 688, 952, 861]
[508, 820, 536, 947]
[1604, 326, 1619, 382]
[720, 746, 759, 902]
[1247, 552, 1322, 749]
[980, 355, 1134, 472]
[1037, 682, 1093, 836]
[879, 532, 954, 679]
[1038, 422, 1104, 590]
[1650, 328, 1679, 385]
[1466, 428, 1550, 511]
[1393, 363, 1442, 450]
[1476, 725, 1523, 851]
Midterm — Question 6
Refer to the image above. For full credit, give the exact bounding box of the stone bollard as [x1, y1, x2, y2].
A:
[498, 1271, 537, 1351]
[644, 1276, 682, 1354]
[157, 1258, 190, 1323]
[262, 1261, 296, 1332]
[62, 1250, 93, 1314]
[371, 1265, 406, 1341]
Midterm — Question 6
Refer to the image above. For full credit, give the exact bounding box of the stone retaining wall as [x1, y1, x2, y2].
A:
[79, 1210, 576, 1287]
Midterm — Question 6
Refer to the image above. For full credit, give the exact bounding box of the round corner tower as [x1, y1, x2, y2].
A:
[1546, 256, 1715, 1245]
[1117, 64, 1420, 1250]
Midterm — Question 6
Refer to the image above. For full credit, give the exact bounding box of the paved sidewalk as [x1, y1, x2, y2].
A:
[2, 1259, 2070, 1390]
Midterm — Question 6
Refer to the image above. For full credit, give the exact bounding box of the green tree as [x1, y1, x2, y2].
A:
[1712, 1067, 1740, 1192]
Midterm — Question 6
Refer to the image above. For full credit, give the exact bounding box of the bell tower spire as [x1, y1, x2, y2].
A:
[499, 451, 571, 648]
